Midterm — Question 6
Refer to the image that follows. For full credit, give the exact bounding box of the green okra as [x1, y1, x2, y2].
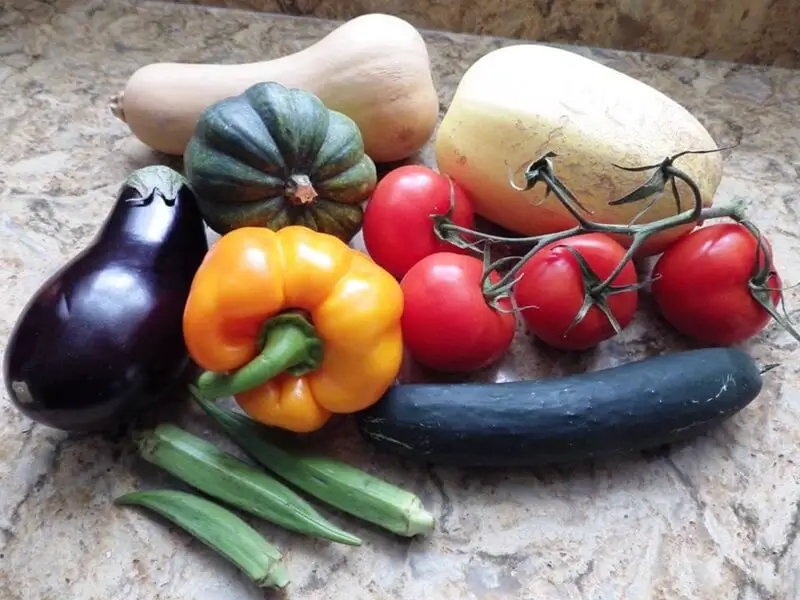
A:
[194, 393, 435, 537]
[135, 424, 362, 546]
[115, 489, 289, 589]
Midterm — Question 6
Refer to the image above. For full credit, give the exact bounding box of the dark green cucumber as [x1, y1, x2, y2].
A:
[355, 348, 766, 467]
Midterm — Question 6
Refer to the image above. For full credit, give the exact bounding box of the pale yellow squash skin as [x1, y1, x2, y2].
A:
[434, 44, 723, 255]
[111, 14, 439, 164]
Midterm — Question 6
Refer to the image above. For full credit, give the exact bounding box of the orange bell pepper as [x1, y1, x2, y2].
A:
[183, 226, 404, 433]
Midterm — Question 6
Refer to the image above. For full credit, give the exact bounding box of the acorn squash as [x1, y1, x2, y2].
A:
[183, 81, 377, 242]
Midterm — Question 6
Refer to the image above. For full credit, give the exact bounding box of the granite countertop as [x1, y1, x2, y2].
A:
[168, 0, 800, 69]
[2, 1, 800, 599]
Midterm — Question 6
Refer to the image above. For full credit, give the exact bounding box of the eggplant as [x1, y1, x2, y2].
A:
[3, 166, 209, 432]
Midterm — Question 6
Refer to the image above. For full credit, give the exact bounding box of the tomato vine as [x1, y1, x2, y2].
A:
[432, 149, 800, 344]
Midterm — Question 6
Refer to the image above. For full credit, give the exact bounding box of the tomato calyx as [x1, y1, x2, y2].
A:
[742, 220, 800, 343]
[553, 244, 647, 337]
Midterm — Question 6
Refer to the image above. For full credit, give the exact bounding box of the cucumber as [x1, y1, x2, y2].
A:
[355, 348, 766, 467]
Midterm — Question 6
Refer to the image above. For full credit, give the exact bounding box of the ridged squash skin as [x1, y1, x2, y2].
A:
[434, 44, 723, 255]
[184, 81, 376, 243]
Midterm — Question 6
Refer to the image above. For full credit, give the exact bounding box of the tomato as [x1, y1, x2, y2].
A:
[513, 233, 639, 351]
[400, 252, 515, 372]
[363, 165, 475, 280]
[650, 223, 782, 345]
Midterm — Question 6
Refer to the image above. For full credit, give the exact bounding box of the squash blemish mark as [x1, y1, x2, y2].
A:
[396, 124, 415, 144]
[368, 432, 414, 450]
[705, 374, 736, 403]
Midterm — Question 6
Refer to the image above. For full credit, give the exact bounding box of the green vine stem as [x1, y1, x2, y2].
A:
[467, 150, 741, 303]
[436, 150, 714, 257]
[607, 147, 736, 224]
[481, 202, 742, 303]
[433, 148, 800, 343]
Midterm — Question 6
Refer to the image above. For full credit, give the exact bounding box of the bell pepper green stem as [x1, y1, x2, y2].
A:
[196, 312, 323, 399]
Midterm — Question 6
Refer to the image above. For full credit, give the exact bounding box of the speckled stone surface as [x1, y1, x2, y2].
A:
[2, 1, 800, 599]
[165, 0, 800, 68]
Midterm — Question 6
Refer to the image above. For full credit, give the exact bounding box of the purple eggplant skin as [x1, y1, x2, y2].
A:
[3, 166, 209, 432]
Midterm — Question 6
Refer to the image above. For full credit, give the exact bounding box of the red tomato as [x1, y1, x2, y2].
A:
[363, 165, 475, 280]
[651, 223, 782, 345]
[400, 252, 515, 372]
[513, 233, 639, 351]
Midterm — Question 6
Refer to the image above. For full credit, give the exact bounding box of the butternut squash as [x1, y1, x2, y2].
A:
[110, 14, 439, 164]
[434, 44, 723, 255]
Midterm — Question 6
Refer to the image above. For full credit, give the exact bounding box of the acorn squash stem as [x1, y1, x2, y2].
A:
[285, 173, 318, 205]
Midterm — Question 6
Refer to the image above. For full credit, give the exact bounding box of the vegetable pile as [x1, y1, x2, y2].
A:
[4, 13, 799, 592]
[411, 149, 800, 356]
[119, 397, 434, 589]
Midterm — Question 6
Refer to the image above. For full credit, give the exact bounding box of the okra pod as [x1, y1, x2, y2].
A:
[195, 395, 435, 537]
[115, 489, 289, 589]
[136, 424, 362, 546]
